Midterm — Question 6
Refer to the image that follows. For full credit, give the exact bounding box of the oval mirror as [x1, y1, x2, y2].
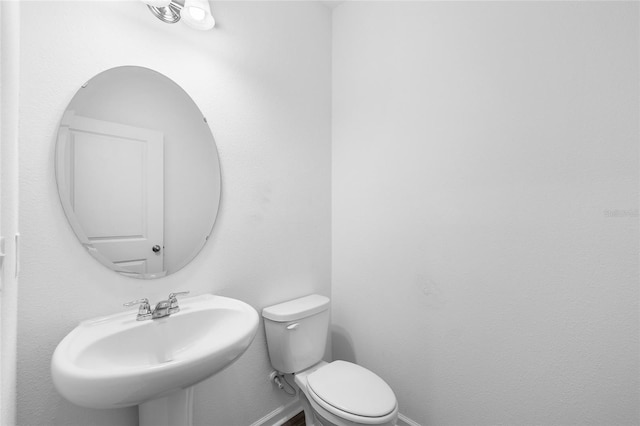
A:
[55, 66, 221, 279]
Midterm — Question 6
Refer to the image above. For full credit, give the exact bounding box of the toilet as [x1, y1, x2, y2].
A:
[262, 295, 398, 426]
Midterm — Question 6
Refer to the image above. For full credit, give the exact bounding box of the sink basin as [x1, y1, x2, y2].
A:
[51, 294, 259, 409]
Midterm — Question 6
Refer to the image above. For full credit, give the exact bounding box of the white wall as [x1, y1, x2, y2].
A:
[17, 1, 331, 425]
[1, 3, 20, 426]
[332, 2, 639, 426]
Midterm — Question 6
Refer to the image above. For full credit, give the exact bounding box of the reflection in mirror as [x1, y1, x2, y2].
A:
[55, 66, 221, 279]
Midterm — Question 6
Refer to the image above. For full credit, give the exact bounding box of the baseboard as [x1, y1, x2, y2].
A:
[397, 412, 422, 426]
[250, 398, 302, 426]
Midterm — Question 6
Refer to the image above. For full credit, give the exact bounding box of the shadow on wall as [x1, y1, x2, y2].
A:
[331, 325, 357, 363]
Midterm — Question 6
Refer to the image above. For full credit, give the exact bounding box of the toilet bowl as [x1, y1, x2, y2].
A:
[262, 295, 398, 426]
[295, 361, 398, 426]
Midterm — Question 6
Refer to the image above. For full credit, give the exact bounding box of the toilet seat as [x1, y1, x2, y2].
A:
[306, 361, 397, 424]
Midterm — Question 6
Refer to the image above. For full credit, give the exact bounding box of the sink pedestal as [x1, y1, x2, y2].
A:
[139, 387, 194, 426]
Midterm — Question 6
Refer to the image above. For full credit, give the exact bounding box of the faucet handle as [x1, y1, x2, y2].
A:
[123, 297, 150, 308]
[168, 291, 190, 312]
[169, 291, 190, 300]
[123, 298, 152, 320]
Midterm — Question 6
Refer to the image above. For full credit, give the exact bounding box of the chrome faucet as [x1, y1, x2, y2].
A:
[123, 298, 152, 321]
[123, 291, 190, 321]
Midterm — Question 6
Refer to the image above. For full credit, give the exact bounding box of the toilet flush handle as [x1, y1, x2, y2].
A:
[286, 323, 299, 331]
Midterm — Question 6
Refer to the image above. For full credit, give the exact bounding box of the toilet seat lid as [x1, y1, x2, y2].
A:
[307, 361, 396, 418]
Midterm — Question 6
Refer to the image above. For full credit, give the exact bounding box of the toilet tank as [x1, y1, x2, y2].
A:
[262, 294, 330, 374]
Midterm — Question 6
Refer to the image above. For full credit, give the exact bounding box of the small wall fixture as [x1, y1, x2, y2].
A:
[141, 0, 215, 30]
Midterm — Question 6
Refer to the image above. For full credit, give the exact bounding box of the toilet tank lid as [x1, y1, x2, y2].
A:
[262, 294, 330, 322]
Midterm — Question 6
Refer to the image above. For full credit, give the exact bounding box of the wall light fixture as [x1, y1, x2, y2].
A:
[141, 0, 215, 30]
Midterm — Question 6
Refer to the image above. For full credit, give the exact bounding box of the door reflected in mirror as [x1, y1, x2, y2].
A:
[55, 66, 221, 279]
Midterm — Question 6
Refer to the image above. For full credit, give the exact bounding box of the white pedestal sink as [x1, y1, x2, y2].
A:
[51, 294, 259, 426]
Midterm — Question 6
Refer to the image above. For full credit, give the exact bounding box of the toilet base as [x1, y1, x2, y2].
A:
[300, 392, 344, 426]
[298, 391, 322, 426]
[298, 391, 350, 426]
[299, 391, 397, 426]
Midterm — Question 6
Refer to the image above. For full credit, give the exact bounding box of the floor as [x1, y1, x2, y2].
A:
[282, 411, 305, 426]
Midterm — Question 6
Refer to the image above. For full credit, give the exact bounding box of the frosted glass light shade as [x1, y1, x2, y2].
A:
[181, 0, 215, 30]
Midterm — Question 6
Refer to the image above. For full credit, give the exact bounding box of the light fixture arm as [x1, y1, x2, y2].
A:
[143, 0, 183, 24]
